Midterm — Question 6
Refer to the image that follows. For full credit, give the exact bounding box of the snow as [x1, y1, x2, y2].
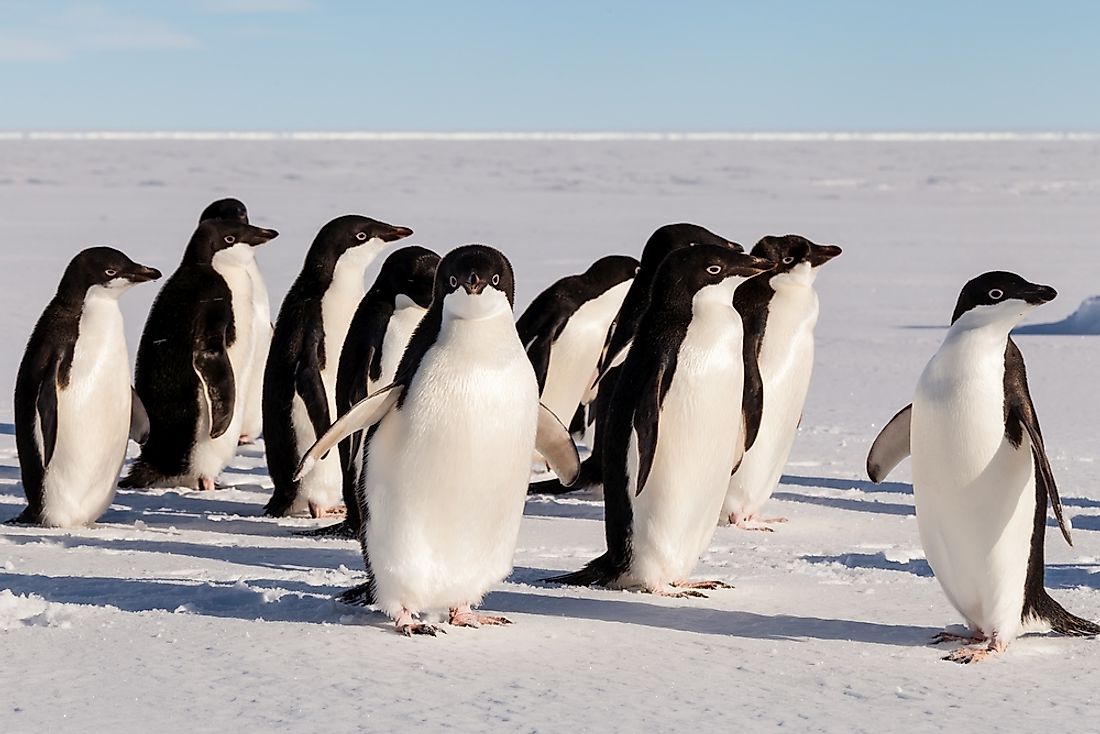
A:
[2, 136, 1100, 732]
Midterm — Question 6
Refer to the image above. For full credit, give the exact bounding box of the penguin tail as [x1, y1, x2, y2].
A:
[544, 552, 623, 587]
[1028, 591, 1100, 636]
[528, 454, 602, 495]
[118, 461, 162, 489]
[336, 581, 375, 607]
[296, 520, 358, 540]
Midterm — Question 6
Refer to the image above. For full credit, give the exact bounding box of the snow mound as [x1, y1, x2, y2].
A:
[0, 589, 75, 630]
[1015, 295, 1100, 335]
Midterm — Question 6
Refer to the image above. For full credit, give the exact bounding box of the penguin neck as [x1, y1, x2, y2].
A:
[946, 302, 1031, 347]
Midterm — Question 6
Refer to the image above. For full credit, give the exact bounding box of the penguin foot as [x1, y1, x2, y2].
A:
[395, 609, 445, 637]
[672, 579, 734, 590]
[308, 502, 347, 519]
[652, 587, 708, 599]
[238, 435, 254, 446]
[931, 630, 986, 645]
[943, 637, 1006, 664]
[448, 605, 513, 628]
[198, 476, 216, 492]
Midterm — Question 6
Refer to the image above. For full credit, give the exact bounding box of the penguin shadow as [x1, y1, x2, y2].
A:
[771, 491, 914, 517]
[780, 474, 912, 496]
[0, 423, 14, 435]
[487, 574, 933, 647]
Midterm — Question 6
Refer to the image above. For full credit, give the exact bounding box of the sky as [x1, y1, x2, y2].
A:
[1, 0, 1099, 131]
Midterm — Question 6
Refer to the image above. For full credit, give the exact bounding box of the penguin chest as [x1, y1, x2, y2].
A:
[44, 297, 130, 526]
[320, 280, 365, 399]
[364, 320, 539, 614]
[911, 338, 1034, 634]
[373, 304, 426, 391]
[220, 268, 256, 382]
[626, 313, 744, 588]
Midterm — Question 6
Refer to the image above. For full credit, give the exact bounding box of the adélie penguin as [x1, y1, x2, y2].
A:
[720, 235, 842, 530]
[295, 245, 580, 635]
[198, 197, 271, 445]
[262, 215, 413, 518]
[12, 248, 161, 526]
[305, 245, 440, 539]
[121, 220, 279, 491]
[547, 245, 773, 594]
[867, 271, 1099, 663]
[516, 254, 638, 450]
[529, 224, 743, 494]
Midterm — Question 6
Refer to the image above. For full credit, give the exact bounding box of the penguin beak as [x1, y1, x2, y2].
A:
[1024, 284, 1057, 305]
[462, 271, 487, 294]
[126, 265, 162, 283]
[249, 227, 279, 246]
[746, 255, 775, 274]
[381, 226, 414, 243]
[725, 240, 745, 253]
[808, 244, 843, 266]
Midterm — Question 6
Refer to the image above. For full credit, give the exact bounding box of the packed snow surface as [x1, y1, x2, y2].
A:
[1, 137, 1100, 732]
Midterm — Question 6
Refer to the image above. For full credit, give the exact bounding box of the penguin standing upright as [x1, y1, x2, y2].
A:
[867, 271, 1098, 663]
[198, 198, 271, 445]
[12, 248, 161, 526]
[549, 245, 773, 593]
[720, 235, 841, 529]
[516, 254, 638, 441]
[121, 220, 279, 491]
[306, 245, 439, 538]
[529, 224, 743, 494]
[262, 215, 413, 518]
[295, 245, 580, 635]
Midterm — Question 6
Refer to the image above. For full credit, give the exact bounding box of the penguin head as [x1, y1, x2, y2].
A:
[640, 223, 744, 275]
[61, 246, 162, 301]
[950, 271, 1057, 328]
[312, 215, 413, 269]
[199, 197, 248, 224]
[436, 245, 515, 320]
[376, 245, 441, 310]
[751, 235, 842, 287]
[653, 244, 773, 309]
[583, 254, 640, 288]
[186, 220, 279, 267]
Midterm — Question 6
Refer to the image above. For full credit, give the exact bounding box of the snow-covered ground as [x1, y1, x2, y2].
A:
[2, 136, 1100, 732]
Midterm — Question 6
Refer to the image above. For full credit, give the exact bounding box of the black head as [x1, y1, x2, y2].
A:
[434, 244, 516, 317]
[375, 245, 441, 309]
[951, 271, 1057, 325]
[751, 234, 842, 274]
[583, 254, 640, 287]
[58, 246, 161, 301]
[199, 198, 248, 224]
[182, 220, 279, 266]
[651, 244, 773, 307]
[639, 223, 744, 273]
[310, 214, 413, 263]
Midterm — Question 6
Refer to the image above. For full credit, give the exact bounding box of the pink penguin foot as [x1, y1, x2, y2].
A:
[449, 605, 513, 628]
[198, 476, 216, 492]
[308, 502, 347, 519]
[942, 636, 1006, 664]
[394, 609, 445, 637]
[651, 586, 708, 599]
[238, 435, 254, 446]
[672, 579, 734, 591]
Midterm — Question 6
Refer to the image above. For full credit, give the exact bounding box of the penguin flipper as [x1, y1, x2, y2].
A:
[633, 359, 671, 497]
[296, 330, 332, 442]
[525, 335, 555, 394]
[35, 355, 61, 467]
[1013, 404, 1072, 546]
[536, 403, 581, 486]
[866, 404, 912, 483]
[739, 316, 765, 455]
[583, 339, 632, 404]
[194, 311, 235, 440]
[295, 384, 403, 481]
[129, 387, 150, 444]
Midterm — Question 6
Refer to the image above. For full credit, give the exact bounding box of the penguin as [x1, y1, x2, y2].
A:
[121, 220, 279, 491]
[12, 248, 161, 526]
[198, 198, 271, 445]
[548, 245, 773, 594]
[866, 271, 1098, 663]
[529, 223, 743, 494]
[516, 254, 639, 446]
[262, 215, 413, 518]
[306, 245, 440, 539]
[720, 235, 842, 530]
[295, 245, 580, 635]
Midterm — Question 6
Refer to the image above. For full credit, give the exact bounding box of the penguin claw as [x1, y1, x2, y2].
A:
[672, 579, 734, 590]
[942, 646, 997, 664]
[449, 607, 513, 628]
[653, 588, 708, 599]
[397, 622, 445, 637]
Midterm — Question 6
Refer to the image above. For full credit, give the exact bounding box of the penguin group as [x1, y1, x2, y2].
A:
[9, 197, 1096, 661]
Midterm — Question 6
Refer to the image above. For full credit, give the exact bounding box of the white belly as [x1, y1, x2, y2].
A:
[364, 314, 539, 617]
[41, 295, 130, 526]
[723, 294, 817, 521]
[622, 306, 744, 590]
[911, 334, 1034, 640]
[241, 260, 271, 439]
[371, 303, 426, 393]
[540, 281, 630, 425]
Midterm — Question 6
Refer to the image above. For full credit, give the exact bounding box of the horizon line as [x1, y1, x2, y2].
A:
[2, 131, 1100, 142]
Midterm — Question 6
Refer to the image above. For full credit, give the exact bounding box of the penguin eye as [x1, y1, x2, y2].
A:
[105, 269, 117, 277]
[449, 275, 458, 288]
[224, 235, 236, 244]
[356, 232, 368, 241]
[491, 274, 500, 286]
[706, 265, 722, 275]
[782, 256, 795, 265]
[989, 289, 1004, 300]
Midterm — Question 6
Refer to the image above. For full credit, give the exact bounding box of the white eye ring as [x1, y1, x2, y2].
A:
[105, 269, 117, 277]
[355, 232, 368, 241]
[224, 235, 236, 244]
[782, 256, 795, 264]
[989, 289, 1004, 300]
[706, 265, 722, 275]
[449, 275, 458, 288]
[491, 274, 500, 286]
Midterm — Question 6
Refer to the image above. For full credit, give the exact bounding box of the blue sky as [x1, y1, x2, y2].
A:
[2, 1, 1098, 131]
